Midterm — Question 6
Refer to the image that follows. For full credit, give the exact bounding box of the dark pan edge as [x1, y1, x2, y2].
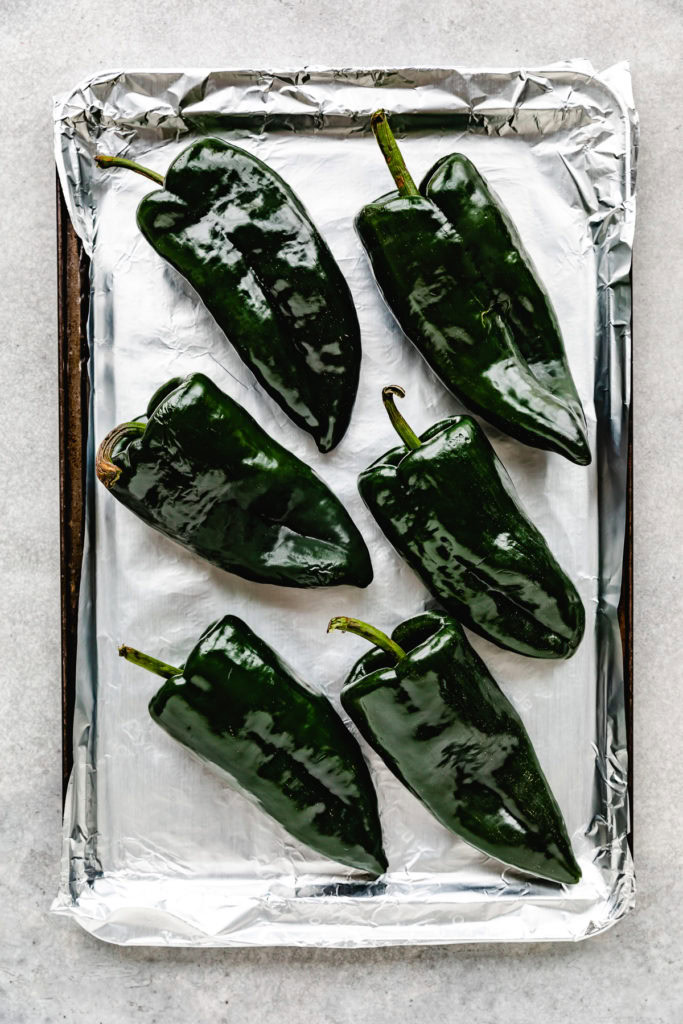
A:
[57, 174, 90, 803]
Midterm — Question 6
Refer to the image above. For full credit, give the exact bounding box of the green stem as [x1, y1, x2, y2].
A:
[95, 421, 146, 489]
[119, 645, 181, 679]
[371, 110, 419, 197]
[327, 617, 406, 661]
[382, 385, 422, 450]
[95, 153, 164, 187]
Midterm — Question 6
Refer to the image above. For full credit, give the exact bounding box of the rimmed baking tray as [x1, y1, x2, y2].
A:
[54, 64, 635, 945]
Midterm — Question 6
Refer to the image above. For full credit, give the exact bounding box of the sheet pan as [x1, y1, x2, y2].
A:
[53, 62, 636, 945]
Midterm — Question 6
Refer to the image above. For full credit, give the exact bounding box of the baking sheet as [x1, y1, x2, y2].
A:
[52, 63, 636, 945]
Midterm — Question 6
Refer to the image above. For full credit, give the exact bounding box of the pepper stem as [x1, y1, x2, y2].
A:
[327, 617, 406, 661]
[95, 154, 165, 186]
[382, 385, 422, 450]
[95, 421, 146, 489]
[119, 645, 181, 679]
[371, 110, 419, 197]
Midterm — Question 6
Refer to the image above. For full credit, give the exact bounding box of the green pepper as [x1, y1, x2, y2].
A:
[355, 111, 590, 466]
[120, 616, 387, 876]
[329, 612, 580, 885]
[358, 386, 584, 658]
[422, 151, 585, 423]
[95, 138, 361, 453]
[96, 373, 372, 589]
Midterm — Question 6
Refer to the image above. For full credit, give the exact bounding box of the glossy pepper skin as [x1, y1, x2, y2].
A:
[355, 112, 590, 465]
[123, 617, 387, 875]
[97, 139, 361, 453]
[422, 153, 586, 423]
[334, 612, 580, 885]
[96, 373, 372, 589]
[358, 388, 584, 658]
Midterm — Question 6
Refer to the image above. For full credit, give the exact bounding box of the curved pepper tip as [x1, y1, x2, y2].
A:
[543, 850, 582, 886]
[344, 844, 388, 877]
[556, 408, 591, 466]
[572, 437, 592, 467]
[369, 850, 389, 877]
[509, 849, 581, 886]
[347, 542, 374, 589]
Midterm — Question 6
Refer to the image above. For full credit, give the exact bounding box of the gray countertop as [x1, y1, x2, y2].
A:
[1, 2, 681, 1020]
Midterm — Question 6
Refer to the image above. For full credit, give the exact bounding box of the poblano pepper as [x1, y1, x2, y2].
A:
[96, 373, 372, 589]
[422, 151, 585, 424]
[329, 612, 581, 885]
[120, 616, 387, 875]
[355, 111, 590, 465]
[96, 138, 361, 452]
[358, 386, 584, 658]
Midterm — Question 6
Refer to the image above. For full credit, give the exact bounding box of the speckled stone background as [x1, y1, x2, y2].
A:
[1, 2, 681, 1021]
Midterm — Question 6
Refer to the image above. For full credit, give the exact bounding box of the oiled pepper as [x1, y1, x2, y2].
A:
[329, 612, 581, 885]
[96, 373, 372, 589]
[355, 111, 590, 465]
[120, 616, 387, 875]
[422, 152, 585, 423]
[358, 386, 584, 658]
[96, 138, 361, 453]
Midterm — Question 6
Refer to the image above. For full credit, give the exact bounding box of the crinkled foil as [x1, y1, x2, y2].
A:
[52, 63, 636, 946]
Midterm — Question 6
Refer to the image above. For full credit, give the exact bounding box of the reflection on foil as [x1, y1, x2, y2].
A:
[52, 62, 636, 946]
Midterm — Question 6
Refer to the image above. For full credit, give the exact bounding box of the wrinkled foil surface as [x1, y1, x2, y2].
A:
[52, 63, 636, 946]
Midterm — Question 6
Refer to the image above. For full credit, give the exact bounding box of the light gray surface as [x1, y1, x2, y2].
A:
[0, 0, 681, 1020]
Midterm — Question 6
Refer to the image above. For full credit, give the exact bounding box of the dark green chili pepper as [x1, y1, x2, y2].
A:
[422, 150, 585, 422]
[358, 386, 584, 658]
[96, 138, 361, 453]
[96, 373, 372, 589]
[329, 611, 581, 885]
[355, 111, 590, 465]
[120, 616, 387, 875]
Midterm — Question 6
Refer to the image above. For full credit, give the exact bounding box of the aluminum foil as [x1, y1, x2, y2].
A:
[52, 63, 637, 946]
